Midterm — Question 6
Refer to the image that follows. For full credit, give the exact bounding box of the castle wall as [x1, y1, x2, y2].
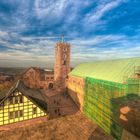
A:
[22, 68, 40, 88]
[22, 68, 54, 90]
[67, 76, 85, 111]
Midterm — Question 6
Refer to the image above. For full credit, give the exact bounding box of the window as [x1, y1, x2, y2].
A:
[19, 96, 23, 103]
[0, 103, 3, 110]
[9, 97, 13, 104]
[54, 109, 57, 114]
[9, 112, 14, 119]
[15, 111, 18, 118]
[33, 107, 37, 115]
[63, 54, 67, 59]
[19, 110, 23, 117]
[9, 110, 23, 119]
[15, 96, 18, 104]
[48, 83, 53, 89]
[40, 75, 45, 81]
[63, 61, 66, 65]
[46, 77, 49, 80]
[63, 48, 67, 52]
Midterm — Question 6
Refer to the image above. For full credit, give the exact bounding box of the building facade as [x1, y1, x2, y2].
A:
[21, 39, 71, 91]
[68, 76, 85, 111]
[21, 67, 54, 90]
[0, 81, 47, 126]
[68, 58, 140, 140]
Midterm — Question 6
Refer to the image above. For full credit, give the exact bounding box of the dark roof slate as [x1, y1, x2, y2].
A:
[0, 80, 48, 112]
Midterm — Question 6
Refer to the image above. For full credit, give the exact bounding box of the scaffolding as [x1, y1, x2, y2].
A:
[83, 77, 140, 140]
[134, 66, 140, 74]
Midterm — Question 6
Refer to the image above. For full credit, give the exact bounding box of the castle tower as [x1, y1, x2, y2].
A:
[54, 36, 70, 90]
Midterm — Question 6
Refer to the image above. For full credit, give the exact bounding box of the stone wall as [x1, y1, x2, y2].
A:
[21, 68, 54, 90]
[54, 42, 70, 90]
[67, 76, 85, 111]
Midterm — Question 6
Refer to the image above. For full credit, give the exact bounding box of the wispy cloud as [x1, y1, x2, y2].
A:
[82, 0, 126, 31]
[70, 35, 126, 47]
[86, 0, 123, 22]
[34, 0, 70, 22]
[0, 30, 8, 37]
[0, 27, 140, 67]
[71, 45, 140, 66]
[0, 0, 139, 67]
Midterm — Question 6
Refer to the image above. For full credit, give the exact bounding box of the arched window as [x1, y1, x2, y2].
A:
[48, 83, 53, 89]
[63, 47, 67, 52]
[63, 61, 66, 65]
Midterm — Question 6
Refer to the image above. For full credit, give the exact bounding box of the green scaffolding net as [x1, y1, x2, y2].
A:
[83, 77, 140, 140]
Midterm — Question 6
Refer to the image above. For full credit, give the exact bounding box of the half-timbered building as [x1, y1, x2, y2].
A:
[0, 81, 48, 126]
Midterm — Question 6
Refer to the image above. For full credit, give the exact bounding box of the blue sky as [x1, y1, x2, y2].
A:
[0, 0, 140, 68]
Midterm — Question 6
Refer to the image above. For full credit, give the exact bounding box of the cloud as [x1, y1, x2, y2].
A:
[0, 0, 139, 67]
[71, 45, 140, 66]
[0, 30, 8, 37]
[90, 0, 122, 21]
[0, 30, 56, 54]
[70, 35, 126, 46]
[70, 33, 140, 66]
[0, 49, 55, 68]
[34, 0, 68, 20]
[0, 29, 139, 67]
[82, 0, 126, 31]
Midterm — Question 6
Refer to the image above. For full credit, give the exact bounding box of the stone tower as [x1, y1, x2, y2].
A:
[54, 36, 70, 90]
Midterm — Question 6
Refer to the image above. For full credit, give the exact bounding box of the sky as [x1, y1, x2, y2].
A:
[0, 0, 140, 68]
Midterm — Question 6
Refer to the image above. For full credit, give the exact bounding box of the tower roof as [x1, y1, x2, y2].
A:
[61, 34, 64, 43]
